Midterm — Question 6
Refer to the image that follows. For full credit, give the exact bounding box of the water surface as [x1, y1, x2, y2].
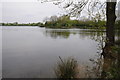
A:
[2, 26, 101, 78]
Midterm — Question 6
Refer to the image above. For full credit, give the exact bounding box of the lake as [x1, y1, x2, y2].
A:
[2, 26, 104, 78]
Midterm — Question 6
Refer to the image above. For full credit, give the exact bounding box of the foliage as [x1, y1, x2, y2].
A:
[103, 45, 120, 79]
[45, 15, 106, 29]
[1, 22, 44, 27]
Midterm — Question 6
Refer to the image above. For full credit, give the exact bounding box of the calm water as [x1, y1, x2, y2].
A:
[2, 26, 102, 78]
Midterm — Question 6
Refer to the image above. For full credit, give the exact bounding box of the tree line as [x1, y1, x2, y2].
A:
[1, 15, 120, 29]
[44, 15, 120, 29]
[44, 15, 106, 29]
[1, 22, 44, 27]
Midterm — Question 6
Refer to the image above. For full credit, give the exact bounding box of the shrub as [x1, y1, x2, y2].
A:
[55, 56, 79, 78]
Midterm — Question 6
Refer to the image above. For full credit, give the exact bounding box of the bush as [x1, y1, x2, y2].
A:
[55, 56, 79, 78]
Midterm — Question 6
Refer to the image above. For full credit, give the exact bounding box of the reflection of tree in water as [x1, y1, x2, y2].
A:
[44, 30, 71, 39]
[86, 29, 120, 78]
[82, 30, 106, 78]
[44, 29, 106, 40]
[77, 28, 120, 78]
[44, 29, 120, 78]
[79, 30, 106, 43]
[46, 29, 120, 78]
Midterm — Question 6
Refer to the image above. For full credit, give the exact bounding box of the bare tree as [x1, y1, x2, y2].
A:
[43, 17, 50, 22]
[50, 15, 58, 22]
[41, 0, 106, 21]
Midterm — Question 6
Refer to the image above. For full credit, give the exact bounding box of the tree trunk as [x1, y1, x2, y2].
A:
[106, 1, 117, 46]
[101, 1, 117, 78]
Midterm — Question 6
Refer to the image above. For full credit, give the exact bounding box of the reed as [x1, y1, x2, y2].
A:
[55, 56, 79, 78]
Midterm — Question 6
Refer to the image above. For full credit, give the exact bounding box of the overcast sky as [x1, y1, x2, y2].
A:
[2, 1, 64, 23]
[1, 0, 120, 23]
